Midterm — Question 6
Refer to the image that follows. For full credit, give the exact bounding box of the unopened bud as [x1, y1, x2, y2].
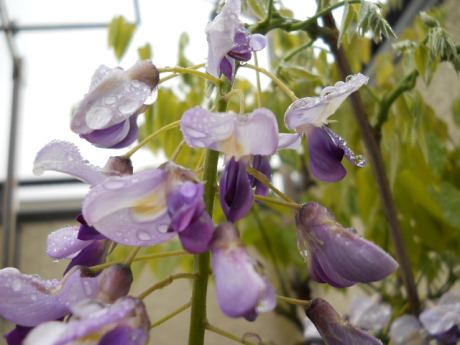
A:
[98, 264, 133, 303]
[102, 156, 133, 177]
[128, 60, 159, 91]
[420, 11, 439, 28]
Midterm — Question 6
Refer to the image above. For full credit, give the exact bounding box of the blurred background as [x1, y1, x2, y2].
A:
[1, 0, 459, 344]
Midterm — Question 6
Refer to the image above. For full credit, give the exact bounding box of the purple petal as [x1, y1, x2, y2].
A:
[4, 325, 33, 345]
[47, 226, 93, 260]
[71, 62, 154, 134]
[77, 214, 106, 241]
[296, 202, 399, 287]
[305, 125, 346, 183]
[109, 114, 140, 149]
[390, 315, 431, 345]
[64, 240, 110, 275]
[82, 170, 175, 247]
[211, 223, 273, 318]
[219, 56, 236, 84]
[248, 155, 272, 199]
[100, 326, 147, 345]
[181, 107, 235, 150]
[0, 267, 98, 327]
[284, 74, 369, 129]
[305, 298, 383, 345]
[80, 118, 130, 148]
[220, 157, 254, 222]
[277, 133, 302, 150]
[323, 126, 367, 167]
[249, 34, 267, 51]
[178, 210, 214, 253]
[350, 295, 391, 331]
[33, 141, 106, 185]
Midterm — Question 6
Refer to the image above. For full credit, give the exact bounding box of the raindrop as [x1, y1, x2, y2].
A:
[83, 281, 92, 295]
[115, 231, 122, 237]
[144, 89, 158, 105]
[158, 224, 169, 233]
[131, 80, 141, 88]
[53, 259, 59, 263]
[104, 180, 126, 190]
[31, 294, 37, 301]
[353, 155, 366, 167]
[118, 97, 140, 115]
[137, 231, 151, 241]
[12, 279, 22, 291]
[105, 96, 117, 105]
[86, 107, 113, 129]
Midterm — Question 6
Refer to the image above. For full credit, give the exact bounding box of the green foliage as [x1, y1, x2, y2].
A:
[108, 16, 136, 60]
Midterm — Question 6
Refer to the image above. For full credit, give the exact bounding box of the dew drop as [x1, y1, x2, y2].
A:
[53, 259, 59, 263]
[31, 294, 37, 301]
[353, 155, 366, 167]
[137, 231, 151, 241]
[12, 279, 22, 291]
[86, 107, 113, 129]
[115, 231, 123, 237]
[131, 80, 141, 88]
[122, 237, 130, 243]
[104, 180, 126, 190]
[105, 96, 117, 105]
[158, 224, 169, 233]
[83, 281, 92, 295]
[144, 89, 158, 105]
[118, 97, 140, 115]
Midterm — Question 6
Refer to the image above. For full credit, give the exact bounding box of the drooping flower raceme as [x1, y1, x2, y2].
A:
[23, 297, 150, 345]
[70, 60, 159, 148]
[0, 266, 99, 327]
[205, 0, 266, 84]
[295, 202, 399, 288]
[211, 222, 276, 321]
[181, 107, 285, 222]
[305, 298, 383, 345]
[285, 74, 369, 182]
[389, 315, 431, 345]
[419, 292, 460, 343]
[82, 161, 214, 253]
[349, 295, 391, 332]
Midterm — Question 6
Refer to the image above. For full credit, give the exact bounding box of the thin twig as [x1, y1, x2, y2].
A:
[277, 295, 311, 307]
[138, 273, 198, 300]
[170, 139, 187, 161]
[151, 301, 192, 328]
[247, 166, 296, 203]
[124, 247, 141, 267]
[205, 323, 259, 345]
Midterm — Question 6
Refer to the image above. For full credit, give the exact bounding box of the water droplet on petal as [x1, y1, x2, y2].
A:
[105, 96, 117, 105]
[83, 280, 92, 295]
[144, 89, 158, 105]
[31, 294, 37, 301]
[137, 231, 151, 241]
[12, 279, 22, 291]
[86, 107, 113, 129]
[118, 97, 140, 115]
[104, 180, 126, 190]
[131, 80, 141, 88]
[158, 224, 169, 233]
[353, 155, 366, 167]
[53, 259, 59, 263]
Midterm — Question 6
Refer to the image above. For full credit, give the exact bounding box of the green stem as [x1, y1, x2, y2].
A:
[159, 63, 205, 85]
[241, 64, 298, 101]
[375, 70, 418, 133]
[124, 247, 141, 267]
[170, 139, 187, 161]
[254, 195, 301, 210]
[254, 52, 263, 108]
[151, 301, 192, 329]
[205, 324, 259, 345]
[188, 79, 232, 345]
[247, 166, 296, 203]
[277, 295, 311, 307]
[158, 66, 221, 85]
[224, 89, 246, 114]
[282, 40, 314, 63]
[138, 273, 198, 300]
[90, 250, 192, 273]
[123, 120, 181, 159]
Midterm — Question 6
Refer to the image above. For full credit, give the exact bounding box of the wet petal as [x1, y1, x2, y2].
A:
[80, 118, 130, 148]
[305, 298, 383, 345]
[0, 267, 98, 327]
[82, 170, 175, 247]
[305, 125, 346, 183]
[323, 126, 367, 168]
[249, 155, 271, 198]
[77, 214, 106, 241]
[110, 114, 140, 149]
[296, 202, 399, 288]
[285, 73, 369, 129]
[390, 315, 431, 345]
[220, 157, 254, 222]
[33, 140, 106, 185]
[47, 226, 93, 260]
[211, 223, 275, 319]
[64, 240, 110, 275]
[277, 133, 302, 150]
[220, 56, 236, 84]
[350, 295, 391, 331]
[178, 210, 214, 253]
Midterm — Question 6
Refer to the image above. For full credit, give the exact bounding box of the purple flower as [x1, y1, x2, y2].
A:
[4, 325, 34, 345]
[205, 0, 266, 84]
[70, 60, 159, 148]
[285, 74, 369, 182]
[83, 161, 214, 253]
[23, 297, 150, 345]
[349, 295, 391, 332]
[182, 107, 293, 222]
[211, 222, 276, 321]
[97, 264, 134, 304]
[0, 266, 99, 327]
[389, 315, 431, 345]
[295, 202, 399, 288]
[419, 292, 460, 343]
[305, 298, 383, 345]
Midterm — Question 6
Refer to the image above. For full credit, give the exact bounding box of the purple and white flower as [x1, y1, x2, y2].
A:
[295, 202, 399, 288]
[285, 74, 369, 182]
[82, 161, 214, 253]
[211, 222, 276, 321]
[419, 292, 460, 343]
[0, 266, 99, 327]
[23, 297, 150, 345]
[70, 60, 159, 148]
[205, 0, 266, 84]
[350, 295, 391, 332]
[181, 107, 295, 222]
[305, 298, 383, 345]
[389, 315, 431, 345]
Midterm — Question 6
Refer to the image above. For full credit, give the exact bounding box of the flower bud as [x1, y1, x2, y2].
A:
[97, 264, 134, 304]
[420, 11, 439, 28]
[102, 156, 133, 177]
[305, 298, 383, 345]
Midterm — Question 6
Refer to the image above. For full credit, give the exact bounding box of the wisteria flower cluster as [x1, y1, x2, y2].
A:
[2, 0, 444, 344]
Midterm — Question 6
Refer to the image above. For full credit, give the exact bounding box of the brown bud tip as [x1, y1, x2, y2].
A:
[211, 222, 243, 250]
[102, 156, 133, 177]
[127, 60, 159, 91]
[98, 264, 133, 303]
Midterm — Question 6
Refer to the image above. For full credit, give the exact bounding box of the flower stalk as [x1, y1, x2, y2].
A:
[158, 66, 221, 85]
[151, 301, 192, 329]
[205, 323, 259, 345]
[138, 273, 198, 300]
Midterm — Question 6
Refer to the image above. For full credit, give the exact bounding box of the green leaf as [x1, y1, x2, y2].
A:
[279, 62, 321, 82]
[108, 16, 136, 60]
[415, 44, 429, 83]
[138, 43, 152, 60]
[452, 99, 460, 128]
[246, 0, 267, 18]
[430, 182, 460, 228]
